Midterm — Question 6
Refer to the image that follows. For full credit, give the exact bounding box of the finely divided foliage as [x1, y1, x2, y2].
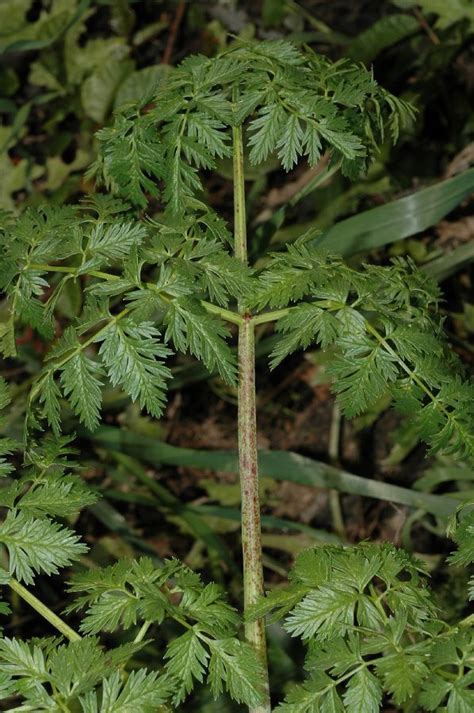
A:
[89, 40, 414, 209]
[0, 40, 472, 710]
[1, 41, 471, 460]
[0, 400, 265, 708]
[247, 545, 474, 712]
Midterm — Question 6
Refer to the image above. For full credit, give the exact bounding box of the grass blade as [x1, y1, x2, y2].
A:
[422, 241, 474, 282]
[91, 427, 461, 519]
[314, 168, 474, 256]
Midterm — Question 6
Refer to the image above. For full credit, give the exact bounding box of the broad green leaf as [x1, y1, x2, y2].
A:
[81, 58, 134, 123]
[0, 0, 31, 36]
[423, 240, 474, 282]
[0, 152, 43, 211]
[0, 0, 92, 55]
[115, 64, 171, 108]
[29, 60, 64, 93]
[348, 14, 420, 63]
[314, 169, 474, 256]
[193, 504, 339, 544]
[393, 0, 474, 29]
[45, 149, 91, 192]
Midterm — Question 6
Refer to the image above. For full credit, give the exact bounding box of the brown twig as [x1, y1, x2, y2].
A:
[162, 0, 186, 64]
[413, 7, 440, 45]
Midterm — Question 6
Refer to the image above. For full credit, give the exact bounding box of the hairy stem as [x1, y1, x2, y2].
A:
[233, 121, 271, 712]
[233, 133, 247, 263]
[9, 577, 81, 642]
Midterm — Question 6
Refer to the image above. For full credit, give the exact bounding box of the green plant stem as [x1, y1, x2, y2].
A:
[328, 402, 345, 538]
[28, 263, 243, 326]
[251, 308, 291, 326]
[133, 620, 152, 644]
[233, 121, 271, 713]
[201, 300, 243, 326]
[29, 264, 117, 281]
[8, 577, 81, 642]
[251, 299, 338, 326]
[233, 128, 247, 262]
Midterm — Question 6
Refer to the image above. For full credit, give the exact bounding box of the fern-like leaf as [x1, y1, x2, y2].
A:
[97, 320, 172, 418]
[164, 299, 237, 385]
[0, 511, 87, 584]
[59, 352, 104, 431]
[207, 637, 266, 706]
[164, 629, 209, 705]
